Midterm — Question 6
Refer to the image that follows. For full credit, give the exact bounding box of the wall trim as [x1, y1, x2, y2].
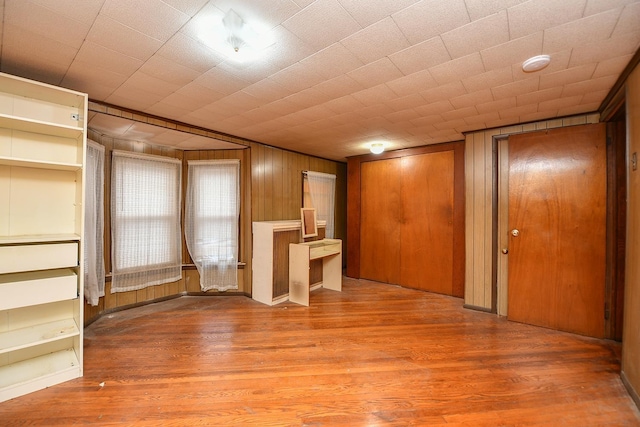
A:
[621, 370, 640, 410]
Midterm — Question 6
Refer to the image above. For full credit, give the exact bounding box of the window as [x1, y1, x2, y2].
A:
[84, 140, 105, 306]
[303, 171, 336, 238]
[111, 151, 182, 292]
[185, 160, 240, 292]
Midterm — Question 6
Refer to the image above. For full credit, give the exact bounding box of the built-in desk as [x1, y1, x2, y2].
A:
[289, 239, 342, 306]
[252, 220, 326, 306]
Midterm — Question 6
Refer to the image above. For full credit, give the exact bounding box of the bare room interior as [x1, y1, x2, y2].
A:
[1, 0, 640, 425]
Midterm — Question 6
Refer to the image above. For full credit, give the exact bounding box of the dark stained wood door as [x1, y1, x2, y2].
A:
[360, 158, 402, 284]
[507, 124, 606, 338]
[400, 151, 454, 294]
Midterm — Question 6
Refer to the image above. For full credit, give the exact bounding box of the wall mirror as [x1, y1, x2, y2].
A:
[300, 208, 318, 239]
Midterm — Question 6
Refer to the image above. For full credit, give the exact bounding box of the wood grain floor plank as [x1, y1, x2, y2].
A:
[0, 278, 638, 426]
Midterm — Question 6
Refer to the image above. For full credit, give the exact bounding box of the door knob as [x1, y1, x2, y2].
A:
[511, 229, 520, 237]
[502, 248, 508, 254]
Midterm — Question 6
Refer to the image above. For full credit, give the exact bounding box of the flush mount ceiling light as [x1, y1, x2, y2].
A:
[370, 142, 385, 154]
[522, 54, 551, 73]
[198, 9, 275, 63]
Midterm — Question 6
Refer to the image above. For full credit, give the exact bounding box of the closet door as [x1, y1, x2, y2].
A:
[360, 158, 401, 284]
[400, 151, 454, 294]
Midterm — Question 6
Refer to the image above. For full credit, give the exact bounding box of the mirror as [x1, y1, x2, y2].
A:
[300, 208, 318, 239]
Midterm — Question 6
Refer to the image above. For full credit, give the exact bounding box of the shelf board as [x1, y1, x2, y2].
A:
[0, 319, 79, 354]
[0, 114, 83, 139]
[0, 156, 82, 171]
[0, 72, 86, 108]
[0, 234, 80, 245]
[0, 348, 80, 390]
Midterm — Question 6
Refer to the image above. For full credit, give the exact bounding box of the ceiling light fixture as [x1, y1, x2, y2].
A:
[370, 142, 385, 154]
[522, 54, 551, 73]
[198, 9, 275, 63]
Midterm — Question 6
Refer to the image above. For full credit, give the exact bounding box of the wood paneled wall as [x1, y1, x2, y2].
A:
[622, 63, 640, 408]
[246, 141, 347, 261]
[464, 113, 600, 312]
[83, 131, 347, 325]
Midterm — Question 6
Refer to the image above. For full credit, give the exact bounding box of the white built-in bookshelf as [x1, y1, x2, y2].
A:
[0, 72, 86, 402]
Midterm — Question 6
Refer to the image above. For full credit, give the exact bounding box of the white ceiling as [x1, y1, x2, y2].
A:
[1, 0, 639, 161]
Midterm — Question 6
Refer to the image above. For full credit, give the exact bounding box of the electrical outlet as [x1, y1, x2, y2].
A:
[633, 152, 638, 172]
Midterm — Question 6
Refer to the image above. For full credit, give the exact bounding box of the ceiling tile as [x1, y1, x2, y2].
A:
[611, 1, 640, 37]
[498, 103, 537, 119]
[538, 94, 584, 111]
[268, 62, 326, 92]
[414, 100, 455, 116]
[352, 84, 398, 106]
[75, 41, 144, 77]
[388, 37, 451, 76]
[29, 0, 106, 24]
[263, 26, 316, 70]
[338, 0, 418, 27]
[492, 77, 539, 99]
[464, 0, 526, 21]
[539, 63, 597, 90]
[569, 30, 640, 66]
[392, 0, 470, 45]
[6, 0, 91, 49]
[157, 33, 222, 73]
[449, 89, 494, 109]
[341, 17, 410, 64]
[313, 74, 364, 99]
[584, 0, 637, 16]
[561, 74, 618, 98]
[476, 97, 517, 114]
[62, 60, 128, 95]
[385, 94, 428, 112]
[242, 80, 293, 103]
[283, 86, 333, 108]
[592, 54, 635, 78]
[462, 66, 513, 92]
[160, 0, 209, 15]
[88, 15, 163, 61]
[386, 70, 438, 97]
[282, 0, 361, 50]
[542, 9, 620, 53]
[101, 0, 190, 42]
[300, 43, 364, 80]
[347, 58, 404, 89]
[0, 23, 77, 85]
[480, 32, 543, 71]
[429, 53, 485, 85]
[324, 95, 366, 114]
[442, 106, 479, 121]
[441, 11, 509, 59]
[507, 0, 587, 39]
[420, 81, 468, 103]
[516, 87, 563, 106]
[138, 54, 201, 86]
[194, 67, 252, 95]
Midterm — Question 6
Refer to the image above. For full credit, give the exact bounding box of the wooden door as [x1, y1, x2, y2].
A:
[507, 124, 606, 337]
[360, 158, 401, 284]
[400, 151, 454, 294]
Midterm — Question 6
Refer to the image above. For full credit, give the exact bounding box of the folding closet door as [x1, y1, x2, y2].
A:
[359, 149, 456, 295]
[399, 151, 454, 294]
[360, 158, 401, 284]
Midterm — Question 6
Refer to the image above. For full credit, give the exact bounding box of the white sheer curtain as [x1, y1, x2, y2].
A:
[111, 151, 182, 292]
[306, 171, 336, 238]
[84, 140, 105, 306]
[185, 160, 240, 292]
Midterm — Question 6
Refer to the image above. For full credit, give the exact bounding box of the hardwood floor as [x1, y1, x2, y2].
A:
[1, 278, 639, 426]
